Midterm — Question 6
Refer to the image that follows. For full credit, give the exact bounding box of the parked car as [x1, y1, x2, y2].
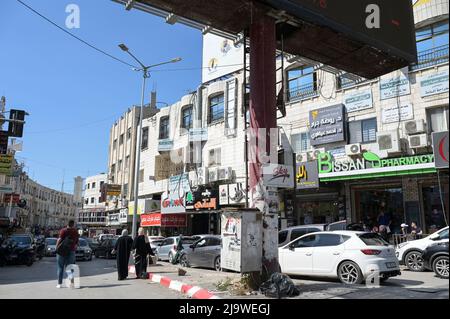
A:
[85, 237, 100, 254]
[396, 226, 449, 272]
[278, 231, 400, 284]
[76, 238, 93, 261]
[156, 235, 202, 263]
[278, 221, 348, 247]
[0, 234, 35, 267]
[422, 242, 449, 279]
[94, 238, 117, 259]
[97, 234, 116, 242]
[179, 235, 222, 271]
[45, 237, 58, 257]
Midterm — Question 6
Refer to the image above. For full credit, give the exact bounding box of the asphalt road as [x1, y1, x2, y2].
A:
[0, 256, 182, 299]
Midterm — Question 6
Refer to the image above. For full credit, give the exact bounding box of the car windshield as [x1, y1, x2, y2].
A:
[10, 236, 31, 245]
[358, 233, 389, 246]
[78, 239, 88, 247]
[45, 238, 57, 245]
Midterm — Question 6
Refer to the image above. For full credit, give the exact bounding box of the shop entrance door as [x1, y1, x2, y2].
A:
[191, 214, 210, 235]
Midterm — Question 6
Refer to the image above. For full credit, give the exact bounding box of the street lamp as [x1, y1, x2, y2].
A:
[118, 43, 181, 238]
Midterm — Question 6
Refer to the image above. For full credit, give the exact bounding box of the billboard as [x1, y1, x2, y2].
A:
[309, 104, 346, 146]
[202, 34, 243, 83]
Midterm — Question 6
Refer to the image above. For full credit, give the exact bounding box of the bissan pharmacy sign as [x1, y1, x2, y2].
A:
[318, 152, 436, 181]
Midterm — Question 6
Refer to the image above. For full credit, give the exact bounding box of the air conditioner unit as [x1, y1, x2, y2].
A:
[345, 143, 362, 156]
[377, 130, 401, 153]
[208, 168, 218, 182]
[312, 148, 326, 159]
[409, 134, 429, 148]
[217, 167, 233, 181]
[405, 120, 426, 135]
[197, 167, 209, 185]
[296, 152, 308, 163]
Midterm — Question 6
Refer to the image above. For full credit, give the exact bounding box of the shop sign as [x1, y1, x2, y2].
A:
[158, 139, 173, 151]
[189, 128, 208, 142]
[379, 70, 411, 100]
[0, 154, 13, 175]
[107, 213, 120, 226]
[432, 131, 449, 169]
[140, 213, 161, 227]
[104, 184, 121, 196]
[219, 183, 246, 205]
[318, 151, 436, 181]
[296, 161, 319, 189]
[419, 72, 449, 98]
[128, 199, 146, 215]
[343, 89, 373, 113]
[309, 104, 346, 146]
[0, 184, 13, 192]
[381, 103, 414, 124]
[3, 193, 20, 204]
[262, 164, 294, 189]
[119, 209, 128, 223]
[161, 214, 187, 227]
[186, 187, 218, 210]
[161, 192, 185, 213]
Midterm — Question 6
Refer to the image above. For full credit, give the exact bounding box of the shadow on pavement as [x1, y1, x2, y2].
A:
[0, 257, 117, 285]
[81, 284, 131, 289]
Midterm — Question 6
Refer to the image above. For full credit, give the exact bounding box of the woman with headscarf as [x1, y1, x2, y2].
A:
[132, 227, 150, 279]
[114, 229, 133, 281]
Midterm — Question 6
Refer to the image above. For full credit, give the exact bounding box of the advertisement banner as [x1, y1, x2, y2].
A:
[296, 161, 320, 189]
[262, 164, 295, 188]
[309, 104, 346, 146]
[344, 89, 373, 113]
[379, 69, 411, 100]
[381, 103, 414, 124]
[161, 174, 190, 214]
[140, 213, 161, 227]
[419, 71, 449, 98]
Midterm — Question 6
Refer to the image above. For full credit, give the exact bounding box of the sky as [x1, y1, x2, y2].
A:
[0, 0, 203, 193]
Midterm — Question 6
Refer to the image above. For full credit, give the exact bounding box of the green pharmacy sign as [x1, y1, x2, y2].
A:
[318, 151, 436, 181]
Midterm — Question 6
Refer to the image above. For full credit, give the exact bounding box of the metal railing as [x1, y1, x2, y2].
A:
[410, 44, 449, 71]
[391, 233, 428, 247]
[287, 83, 318, 102]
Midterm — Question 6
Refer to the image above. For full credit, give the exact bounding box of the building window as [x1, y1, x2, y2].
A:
[139, 169, 145, 183]
[119, 134, 124, 145]
[92, 182, 96, 189]
[125, 156, 130, 169]
[287, 66, 317, 101]
[118, 160, 123, 172]
[349, 118, 377, 144]
[159, 117, 170, 139]
[181, 105, 193, 130]
[208, 148, 221, 166]
[113, 139, 117, 150]
[141, 127, 149, 149]
[127, 127, 132, 140]
[86, 183, 90, 190]
[291, 132, 311, 153]
[412, 20, 449, 70]
[84, 198, 88, 205]
[427, 106, 449, 133]
[209, 94, 225, 123]
[90, 197, 95, 204]
[100, 181, 104, 188]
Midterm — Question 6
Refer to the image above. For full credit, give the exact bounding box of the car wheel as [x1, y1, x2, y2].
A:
[168, 252, 174, 263]
[405, 251, 425, 272]
[214, 256, 221, 272]
[380, 277, 389, 283]
[432, 256, 449, 279]
[180, 255, 189, 267]
[338, 261, 363, 285]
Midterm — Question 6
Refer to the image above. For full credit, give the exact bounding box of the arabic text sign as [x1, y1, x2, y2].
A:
[344, 89, 373, 113]
[379, 71, 411, 100]
[309, 104, 346, 146]
[296, 161, 319, 189]
[158, 139, 173, 151]
[419, 72, 449, 98]
[381, 103, 414, 124]
[262, 164, 294, 188]
[189, 128, 208, 142]
[432, 131, 449, 169]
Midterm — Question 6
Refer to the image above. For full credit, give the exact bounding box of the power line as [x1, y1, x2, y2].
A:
[15, 0, 138, 69]
[151, 63, 245, 72]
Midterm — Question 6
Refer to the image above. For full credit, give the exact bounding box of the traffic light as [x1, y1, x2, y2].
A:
[8, 109, 26, 138]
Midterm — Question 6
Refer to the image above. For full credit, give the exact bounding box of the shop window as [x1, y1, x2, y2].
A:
[159, 117, 170, 140]
[142, 127, 149, 149]
[209, 94, 224, 123]
[427, 106, 449, 133]
[422, 184, 449, 234]
[349, 118, 377, 144]
[291, 132, 311, 153]
[181, 105, 193, 130]
[287, 66, 317, 101]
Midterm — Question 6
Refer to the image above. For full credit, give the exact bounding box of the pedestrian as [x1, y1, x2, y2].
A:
[132, 227, 150, 279]
[410, 221, 423, 239]
[172, 234, 184, 265]
[55, 220, 79, 288]
[112, 229, 133, 280]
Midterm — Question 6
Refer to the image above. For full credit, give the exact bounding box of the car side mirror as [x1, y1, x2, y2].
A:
[288, 244, 295, 251]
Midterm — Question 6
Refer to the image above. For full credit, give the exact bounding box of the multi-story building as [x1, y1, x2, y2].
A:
[77, 173, 108, 237]
[132, 0, 448, 237]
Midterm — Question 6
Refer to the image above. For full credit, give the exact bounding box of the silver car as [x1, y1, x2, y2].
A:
[45, 238, 58, 257]
[179, 236, 222, 271]
[156, 235, 201, 263]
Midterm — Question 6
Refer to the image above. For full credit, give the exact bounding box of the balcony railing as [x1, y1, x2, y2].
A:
[410, 44, 449, 71]
[287, 83, 318, 102]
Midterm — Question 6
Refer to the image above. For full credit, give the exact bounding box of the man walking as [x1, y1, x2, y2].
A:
[114, 229, 133, 280]
[56, 220, 79, 288]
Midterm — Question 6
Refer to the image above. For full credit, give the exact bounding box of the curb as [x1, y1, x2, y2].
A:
[128, 265, 221, 299]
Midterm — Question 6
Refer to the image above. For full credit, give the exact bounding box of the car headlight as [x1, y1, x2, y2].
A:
[47, 248, 52, 251]
[398, 242, 409, 249]
[86, 250, 91, 253]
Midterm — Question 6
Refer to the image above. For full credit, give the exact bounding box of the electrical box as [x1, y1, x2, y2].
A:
[221, 210, 262, 273]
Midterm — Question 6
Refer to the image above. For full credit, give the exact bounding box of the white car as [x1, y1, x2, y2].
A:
[278, 231, 400, 284]
[395, 226, 449, 272]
